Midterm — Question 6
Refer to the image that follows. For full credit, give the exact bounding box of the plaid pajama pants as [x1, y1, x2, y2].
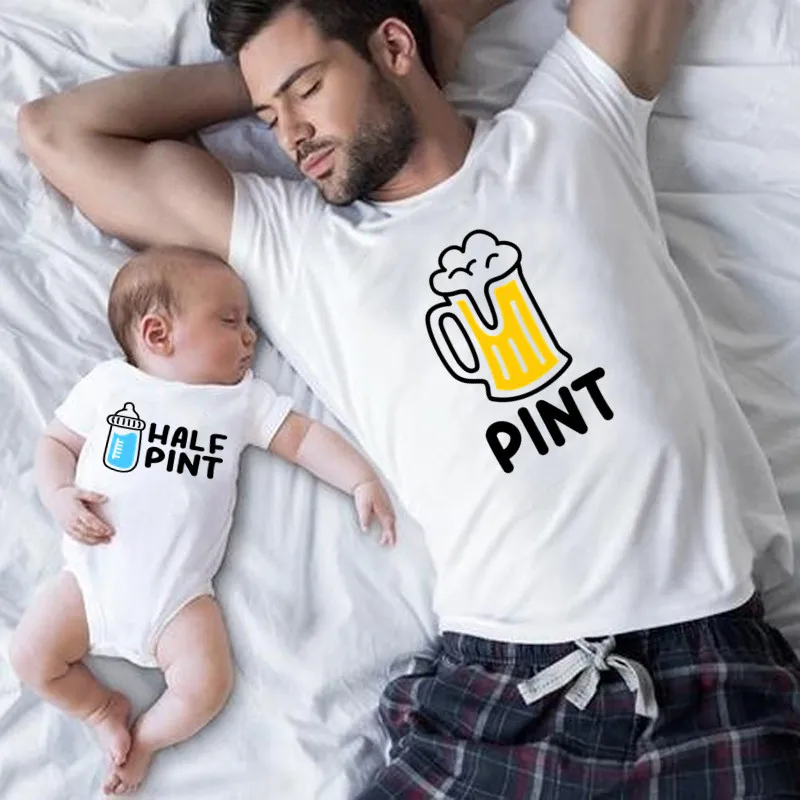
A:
[357, 595, 800, 799]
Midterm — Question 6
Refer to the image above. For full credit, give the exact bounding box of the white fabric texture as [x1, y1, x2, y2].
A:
[1, 1, 800, 798]
[229, 29, 787, 644]
[55, 360, 292, 668]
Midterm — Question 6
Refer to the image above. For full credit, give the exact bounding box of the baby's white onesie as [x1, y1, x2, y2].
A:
[54, 359, 292, 667]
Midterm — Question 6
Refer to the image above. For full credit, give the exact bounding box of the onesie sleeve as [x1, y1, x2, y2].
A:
[246, 378, 294, 450]
[53, 361, 112, 438]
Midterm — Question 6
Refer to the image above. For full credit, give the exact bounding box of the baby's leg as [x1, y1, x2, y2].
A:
[9, 570, 132, 765]
[103, 595, 233, 796]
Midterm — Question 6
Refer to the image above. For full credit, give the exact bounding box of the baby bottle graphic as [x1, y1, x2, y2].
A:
[104, 402, 146, 473]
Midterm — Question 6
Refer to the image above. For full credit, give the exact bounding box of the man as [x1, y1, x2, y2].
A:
[18, 0, 800, 796]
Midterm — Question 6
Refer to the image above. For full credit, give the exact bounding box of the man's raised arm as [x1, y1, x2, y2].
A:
[17, 62, 252, 256]
[568, 0, 690, 100]
[421, 0, 511, 85]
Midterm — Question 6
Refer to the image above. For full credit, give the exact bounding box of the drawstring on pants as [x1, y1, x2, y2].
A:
[516, 636, 659, 719]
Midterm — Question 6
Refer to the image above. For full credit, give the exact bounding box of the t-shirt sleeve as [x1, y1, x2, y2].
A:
[515, 29, 656, 169]
[53, 362, 110, 438]
[246, 378, 294, 450]
[228, 172, 323, 340]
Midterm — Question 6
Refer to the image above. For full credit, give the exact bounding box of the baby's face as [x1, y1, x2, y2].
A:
[169, 266, 257, 385]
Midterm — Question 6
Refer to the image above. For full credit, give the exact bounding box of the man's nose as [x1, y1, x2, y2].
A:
[278, 111, 314, 156]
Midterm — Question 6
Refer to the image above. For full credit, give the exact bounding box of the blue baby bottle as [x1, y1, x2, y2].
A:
[104, 402, 146, 473]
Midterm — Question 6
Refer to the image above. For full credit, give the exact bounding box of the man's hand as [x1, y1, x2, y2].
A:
[50, 486, 114, 545]
[353, 479, 397, 547]
[421, 0, 511, 84]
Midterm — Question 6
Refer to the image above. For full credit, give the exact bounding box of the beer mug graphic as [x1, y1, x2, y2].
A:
[426, 230, 572, 402]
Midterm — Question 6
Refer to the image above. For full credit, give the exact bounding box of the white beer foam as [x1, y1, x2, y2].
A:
[432, 230, 521, 324]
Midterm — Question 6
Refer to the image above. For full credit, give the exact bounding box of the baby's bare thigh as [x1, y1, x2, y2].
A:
[154, 596, 233, 688]
[12, 570, 90, 667]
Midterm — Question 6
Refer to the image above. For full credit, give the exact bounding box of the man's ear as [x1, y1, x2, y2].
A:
[139, 313, 174, 357]
[369, 18, 418, 79]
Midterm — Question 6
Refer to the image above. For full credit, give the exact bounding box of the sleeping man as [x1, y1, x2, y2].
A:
[17, 0, 800, 796]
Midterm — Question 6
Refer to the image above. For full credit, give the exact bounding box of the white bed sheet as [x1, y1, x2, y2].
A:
[1, 0, 800, 797]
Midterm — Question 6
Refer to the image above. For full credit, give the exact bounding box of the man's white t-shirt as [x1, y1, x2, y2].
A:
[228, 31, 792, 643]
[54, 359, 292, 656]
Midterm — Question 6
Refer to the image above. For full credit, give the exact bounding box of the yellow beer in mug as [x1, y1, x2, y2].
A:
[427, 267, 571, 401]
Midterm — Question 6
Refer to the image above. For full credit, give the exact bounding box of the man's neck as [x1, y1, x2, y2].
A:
[368, 96, 476, 203]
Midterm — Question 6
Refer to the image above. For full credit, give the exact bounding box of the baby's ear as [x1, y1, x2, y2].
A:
[140, 313, 173, 356]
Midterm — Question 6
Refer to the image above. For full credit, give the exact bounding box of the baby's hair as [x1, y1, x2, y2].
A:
[108, 246, 231, 365]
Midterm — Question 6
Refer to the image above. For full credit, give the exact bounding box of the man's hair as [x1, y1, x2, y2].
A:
[108, 246, 227, 365]
[206, 0, 439, 85]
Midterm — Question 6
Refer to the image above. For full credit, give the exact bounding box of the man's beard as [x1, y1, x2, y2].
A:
[321, 72, 418, 206]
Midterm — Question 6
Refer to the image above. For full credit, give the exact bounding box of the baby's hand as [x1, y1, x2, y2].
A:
[51, 486, 113, 545]
[353, 480, 397, 547]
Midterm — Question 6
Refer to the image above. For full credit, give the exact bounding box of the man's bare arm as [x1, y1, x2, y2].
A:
[17, 62, 252, 256]
[569, 0, 690, 100]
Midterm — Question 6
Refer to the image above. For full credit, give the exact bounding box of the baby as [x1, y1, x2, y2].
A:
[9, 246, 397, 795]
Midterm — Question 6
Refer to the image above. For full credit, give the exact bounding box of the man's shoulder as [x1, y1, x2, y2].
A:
[232, 171, 322, 207]
[228, 171, 327, 271]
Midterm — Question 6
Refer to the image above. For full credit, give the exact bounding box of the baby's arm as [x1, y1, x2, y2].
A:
[269, 412, 397, 546]
[36, 419, 113, 544]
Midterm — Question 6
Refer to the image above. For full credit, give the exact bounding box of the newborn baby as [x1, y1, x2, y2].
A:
[9, 246, 396, 795]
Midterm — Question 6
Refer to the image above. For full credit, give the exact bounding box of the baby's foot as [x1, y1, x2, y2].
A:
[102, 734, 154, 796]
[87, 691, 132, 767]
